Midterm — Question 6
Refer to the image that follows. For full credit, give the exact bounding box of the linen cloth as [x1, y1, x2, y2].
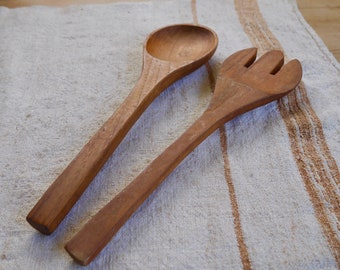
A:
[0, 0, 339, 269]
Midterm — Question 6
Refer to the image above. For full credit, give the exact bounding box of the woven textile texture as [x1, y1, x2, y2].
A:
[0, 0, 339, 269]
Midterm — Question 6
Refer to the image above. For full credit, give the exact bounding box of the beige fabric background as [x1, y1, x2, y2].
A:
[0, 0, 339, 269]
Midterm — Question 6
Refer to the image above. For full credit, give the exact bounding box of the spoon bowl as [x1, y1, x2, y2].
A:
[26, 24, 218, 235]
[146, 24, 217, 62]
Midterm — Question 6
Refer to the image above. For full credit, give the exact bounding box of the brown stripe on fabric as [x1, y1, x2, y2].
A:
[204, 50, 253, 270]
[191, 1, 252, 268]
[219, 126, 252, 270]
[235, 0, 340, 265]
[278, 88, 340, 261]
[285, 86, 340, 221]
[191, 0, 215, 91]
[204, 61, 217, 91]
[191, 0, 198, 26]
[293, 86, 340, 187]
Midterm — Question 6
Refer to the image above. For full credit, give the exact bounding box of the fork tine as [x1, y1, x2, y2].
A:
[219, 47, 257, 77]
[249, 50, 284, 74]
[270, 59, 303, 94]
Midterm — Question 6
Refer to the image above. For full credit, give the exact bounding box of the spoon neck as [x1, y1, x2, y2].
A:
[131, 55, 175, 102]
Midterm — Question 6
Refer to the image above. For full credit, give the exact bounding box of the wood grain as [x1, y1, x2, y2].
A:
[0, 0, 338, 61]
[26, 24, 218, 235]
[65, 48, 302, 265]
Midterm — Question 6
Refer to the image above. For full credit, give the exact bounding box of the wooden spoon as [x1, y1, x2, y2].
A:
[65, 48, 302, 265]
[26, 24, 218, 235]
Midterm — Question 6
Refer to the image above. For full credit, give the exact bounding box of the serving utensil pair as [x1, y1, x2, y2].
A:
[26, 24, 302, 265]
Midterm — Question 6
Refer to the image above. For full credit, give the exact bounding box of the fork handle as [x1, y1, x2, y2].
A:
[65, 110, 220, 266]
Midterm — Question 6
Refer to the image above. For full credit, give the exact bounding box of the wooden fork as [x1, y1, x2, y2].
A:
[65, 48, 302, 266]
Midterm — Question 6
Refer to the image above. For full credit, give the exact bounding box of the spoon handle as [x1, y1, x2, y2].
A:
[26, 63, 169, 235]
[65, 110, 220, 266]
